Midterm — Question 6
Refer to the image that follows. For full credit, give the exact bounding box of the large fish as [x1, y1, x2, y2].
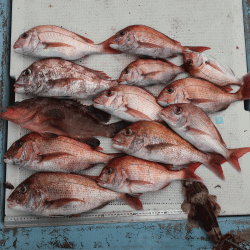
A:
[4, 132, 123, 172]
[94, 85, 163, 122]
[96, 155, 202, 195]
[13, 25, 120, 60]
[104, 25, 210, 59]
[14, 59, 118, 99]
[182, 181, 222, 245]
[183, 51, 250, 87]
[157, 77, 250, 113]
[7, 172, 143, 216]
[1, 98, 128, 147]
[112, 121, 226, 179]
[118, 59, 186, 86]
[160, 104, 250, 171]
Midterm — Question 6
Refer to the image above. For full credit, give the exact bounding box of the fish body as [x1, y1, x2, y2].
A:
[4, 133, 122, 172]
[182, 181, 222, 245]
[7, 172, 143, 216]
[94, 85, 163, 122]
[160, 104, 250, 171]
[183, 51, 242, 86]
[112, 121, 225, 179]
[13, 25, 119, 60]
[1, 98, 128, 147]
[157, 77, 250, 113]
[96, 155, 201, 195]
[118, 59, 186, 86]
[14, 59, 118, 99]
[106, 25, 210, 59]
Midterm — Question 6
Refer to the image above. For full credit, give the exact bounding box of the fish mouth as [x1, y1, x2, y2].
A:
[14, 83, 25, 93]
[157, 99, 169, 107]
[96, 178, 106, 186]
[117, 79, 127, 84]
[7, 199, 16, 208]
[1, 107, 14, 118]
[93, 98, 104, 105]
[13, 43, 23, 49]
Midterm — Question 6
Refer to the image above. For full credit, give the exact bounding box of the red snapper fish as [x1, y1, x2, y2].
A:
[4, 133, 123, 172]
[7, 172, 143, 216]
[183, 51, 250, 87]
[118, 59, 186, 86]
[14, 59, 118, 99]
[96, 155, 202, 195]
[13, 25, 120, 60]
[1, 98, 128, 147]
[94, 85, 163, 122]
[112, 121, 226, 179]
[105, 25, 210, 59]
[160, 104, 250, 171]
[157, 78, 250, 113]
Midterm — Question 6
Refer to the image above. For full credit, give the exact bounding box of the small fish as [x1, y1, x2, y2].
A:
[157, 77, 250, 113]
[94, 85, 163, 122]
[1, 98, 129, 147]
[105, 25, 210, 59]
[160, 104, 250, 171]
[112, 121, 226, 179]
[96, 155, 202, 195]
[7, 172, 143, 216]
[13, 25, 120, 60]
[183, 51, 250, 87]
[4, 132, 123, 172]
[182, 181, 222, 245]
[118, 59, 186, 86]
[14, 59, 118, 99]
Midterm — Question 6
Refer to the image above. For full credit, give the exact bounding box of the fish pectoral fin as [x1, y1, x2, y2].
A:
[146, 143, 175, 152]
[44, 198, 85, 209]
[188, 98, 212, 104]
[43, 42, 74, 48]
[83, 105, 111, 123]
[125, 106, 152, 120]
[186, 126, 210, 137]
[36, 152, 72, 162]
[142, 71, 162, 79]
[41, 109, 65, 121]
[78, 35, 94, 44]
[83, 67, 111, 80]
[205, 60, 225, 74]
[137, 41, 163, 49]
[127, 180, 153, 193]
[40, 132, 60, 138]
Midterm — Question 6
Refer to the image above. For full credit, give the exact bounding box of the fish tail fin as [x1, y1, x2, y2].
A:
[122, 193, 143, 210]
[204, 154, 226, 180]
[185, 46, 211, 53]
[227, 147, 250, 171]
[237, 71, 250, 100]
[98, 38, 122, 54]
[106, 121, 131, 137]
[183, 163, 203, 182]
[218, 85, 233, 93]
[179, 64, 187, 73]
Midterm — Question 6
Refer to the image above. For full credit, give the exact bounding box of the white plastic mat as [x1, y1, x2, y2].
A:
[4, 0, 250, 227]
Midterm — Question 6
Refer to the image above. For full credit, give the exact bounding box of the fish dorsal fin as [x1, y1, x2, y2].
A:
[84, 66, 111, 80]
[168, 37, 181, 45]
[83, 105, 111, 123]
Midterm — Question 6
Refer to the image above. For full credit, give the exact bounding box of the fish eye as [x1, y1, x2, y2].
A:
[15, 140, 24, 148]
[19, 185, 27, 194]
[124, 128, 133, 136]
[107, 168, 113, 174]
[106, 90, 113, 97]
[166, 87, 175, 94]
[120, 31, 125, 36]
[23, 69, 31, 76]
[186, 59, 193, 66]
[174, 107, 183, 115]
[124, 69, 129, 74]
[21, 32, 29, 39]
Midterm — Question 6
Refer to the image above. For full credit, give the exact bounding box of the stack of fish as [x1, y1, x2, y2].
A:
[2, 24, 250, 218]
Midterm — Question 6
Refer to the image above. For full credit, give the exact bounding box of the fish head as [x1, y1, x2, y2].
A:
[1, 100, 41, 125]
[157, 85, 181, 106]
[183, 51, 202, 70]
[7, 174, 42, 213]
[13, 28, 40, 55]
[160, 104, 189, 128]
[118, 66, 140, 85]
[112, 122, 145, 154]
[4, 133, 37, 166]
[109, 28, 136, 51]
[93, 87, 125, 113]
[14, 65, 39, 94]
